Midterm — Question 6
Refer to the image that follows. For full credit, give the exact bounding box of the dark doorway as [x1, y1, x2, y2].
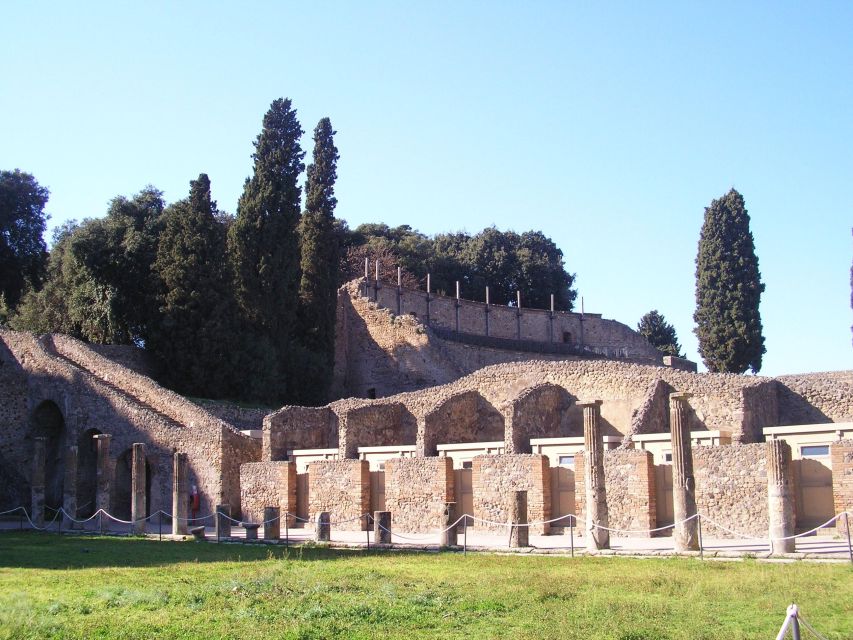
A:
[77, 428, 102, 518]
[562, 331, 572, 344]
[112, 448, 152, 521]
[30, 401, 65, 514]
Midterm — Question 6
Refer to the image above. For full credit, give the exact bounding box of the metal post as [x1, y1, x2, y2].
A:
[790, 605, 801, 640]
[845, 512, 852, 565]
[159, 511, 162, 541]
[698, 514, 703, 560]
[463, 518, 468, 556]
[366, 514, 370, 549]
[285, 513, 289, 546]
[570, 515, 574, 557]
[98, 511, 102, 535]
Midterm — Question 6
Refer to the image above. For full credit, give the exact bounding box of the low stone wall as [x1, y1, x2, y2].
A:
[308, 459, 369, 531]
[694, 444, 768, 538]
[472, 454, 550, 534]
[239, 462, 296, 524]
[575, 449, 656, 537]
[384, 457, 453, 532]
[831, 439, 853, 536]
[776, 372, 853, 425]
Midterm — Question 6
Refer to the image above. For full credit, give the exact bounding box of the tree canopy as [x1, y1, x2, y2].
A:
[637, 310, 683, 357]
[694, 188, 765, 373]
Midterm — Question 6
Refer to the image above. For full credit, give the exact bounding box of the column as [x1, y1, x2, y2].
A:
[216, 504, 232, 539]
[63, 445, 78, 528]
[767, 439, 795, 554]
[670, 392, 699, 551]
[315, 512, 331, 541]
[31, 437, 46, 528]
[374, 511, 392, 544]
[264, 506, 280, 540]
[440, 502, 457, 547]
[509, 490, 529, 548]
[580, 401, 609, 549]
[94, 434, 112, 531]
[172, 452, 188, 535]
[131, 443, 147, 534]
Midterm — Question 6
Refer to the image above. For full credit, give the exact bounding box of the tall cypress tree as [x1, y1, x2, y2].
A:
[151, 174, 234, 397]
[299, 118, 340, 381]
[694, 188, 765, 373]
[228, 98, 305, 401]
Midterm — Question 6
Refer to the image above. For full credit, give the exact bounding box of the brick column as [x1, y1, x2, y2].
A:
[172, 452, 188, 535]
[63, 445, 78, 528]
[131, 443, 147, 534]
[94, 434, 112, 531]
[767, 439, 795, 554]
[580, 400, 609, 549]
[31, 437, 46, 527]
[670, 393, 699, 551]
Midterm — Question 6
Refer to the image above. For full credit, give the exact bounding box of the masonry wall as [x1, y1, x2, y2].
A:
[239, 462, 296, 525]
[308, 459, 370, 531]
[221, 427, 262, 517]
[776, 372, 853, 425]
[575, 449, 657, 537]
[830, 439, 853, 536]
[694, 444, 769, 538]
[472, 454, 551, 534]
[384, 457, 454, 532]
[263, 406, 337, 461]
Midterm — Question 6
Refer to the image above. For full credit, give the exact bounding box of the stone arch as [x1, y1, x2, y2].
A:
[338, 402, 415, 459]
[111, 447, 152, 521]
[420, 390, 505, 456]
[76, 428, 102, 517]
[29, 400, 66, 513]
[507, 383, 575, 453]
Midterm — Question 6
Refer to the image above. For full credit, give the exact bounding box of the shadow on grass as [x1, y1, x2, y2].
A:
[0, 530, 454, 570]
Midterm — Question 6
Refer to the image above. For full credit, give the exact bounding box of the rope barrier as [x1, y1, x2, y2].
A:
[799, 614, 831, 640]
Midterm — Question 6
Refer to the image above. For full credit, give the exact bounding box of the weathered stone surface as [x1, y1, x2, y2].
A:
[670, 393, 698, 551]
[374, 511, 391, 543]
[172, 453, 188, 536]
[215, 504, 231, 539]
[308, 460, 369, 531]
[581, 401, 609, 549]
[263, 507, 280, 540]
[508, 491, 529, 548]
[767, 439, 795, 554]
[830, 439, 853, 537]
[473, 454, 550, 535]
[239, 462, 296, 526]
[131, 442, 146, 534]
[385, 457, 453, 533]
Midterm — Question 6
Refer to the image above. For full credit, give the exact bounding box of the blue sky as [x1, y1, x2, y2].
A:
[2, 1, 851, 376]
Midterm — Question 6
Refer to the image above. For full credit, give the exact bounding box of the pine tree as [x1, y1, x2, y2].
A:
[298, 117, 340, 401]
[151, 174, 235, 397]
[694, 189, 765, 373]
[637, 310, 683, 357]
[227, 98, 305, 402]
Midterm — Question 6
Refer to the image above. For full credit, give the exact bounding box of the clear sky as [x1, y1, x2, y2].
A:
[2, 1, 851, 376]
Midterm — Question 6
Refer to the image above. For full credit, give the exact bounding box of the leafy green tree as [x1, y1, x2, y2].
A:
[150, 174, 235, 398]
[694, 188, 765, 373]
[637, 310, 683, 357]
[0, 169, 49, 309]
[299, 119, 340, 373]
[228, 98, 305, 402]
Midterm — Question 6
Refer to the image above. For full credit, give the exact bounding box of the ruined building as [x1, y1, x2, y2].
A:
[2, 278, 852, 540]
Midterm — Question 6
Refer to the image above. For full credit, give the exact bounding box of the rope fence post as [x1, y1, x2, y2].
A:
[159, 511, 162, 541]
[366, 513, 370, 550]
[463, 516, 468, 556]
[845, 512, 852, 565]
[570, 514, 574, 558]
[697, 514, 703, 560]
[285, 512, 289, 547]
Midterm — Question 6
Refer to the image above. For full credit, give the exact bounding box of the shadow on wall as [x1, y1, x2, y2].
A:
[422, 390, 505, 456]
[775, 383, 832, 426]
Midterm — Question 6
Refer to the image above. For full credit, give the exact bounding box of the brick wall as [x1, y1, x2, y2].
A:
[472, 454, 551, 534]
[385, 457, 453, 532]
[831, 439, 853, 536]
[308, 459, 370, 531]
[239, 461, 296, 524]
[575, 449, 656, 537]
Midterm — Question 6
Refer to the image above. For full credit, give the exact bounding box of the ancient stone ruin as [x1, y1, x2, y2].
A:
[2, 278, 852, 545]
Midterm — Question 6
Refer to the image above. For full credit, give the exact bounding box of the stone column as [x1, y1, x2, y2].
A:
[93, 434, 112, 532]
[215, 504, 231, 539]
[441, 502, 458, 547]
[374, 511, 392, 544]
[315, 512, 331, 541]
[172, 452, 188, 535]
[63, 445, 78, 528]
[580, 400, 609, 549]
[509, 490, 529, 548]
[264, 506, 280, 540]
[670, 392, 699, 551]
[131, 443, 147, 534]
[767, 439, 795, 554]
[31, 437, 47, 528]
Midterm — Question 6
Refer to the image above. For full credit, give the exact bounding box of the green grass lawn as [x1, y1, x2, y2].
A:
[0, 532, 850, 639]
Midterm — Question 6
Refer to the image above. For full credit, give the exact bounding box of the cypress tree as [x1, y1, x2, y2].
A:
[298, 117, 340, 394]
[694, 188, 765, 373]
[637, 310, 683, 357]
[228, 98, 305, 401]
[151, 174, 234, 397]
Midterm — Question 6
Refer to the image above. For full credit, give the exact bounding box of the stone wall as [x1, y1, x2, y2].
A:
[472, 454, 551, 534]
[239, 461, 296, 524]
[196, 401, 268, 431]
[575, 449, 657, 537]
[384, 457, 453, 532]
[775, 372, 853, 425]
[830, 439, 853, 536]
[308, 459, 370, 531]
[694, 444, 769, 538]
[263, 406, 337, 461]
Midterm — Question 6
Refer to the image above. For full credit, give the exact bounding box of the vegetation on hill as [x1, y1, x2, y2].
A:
[694, 189, 765, 373]
[637, 310, 683, 357]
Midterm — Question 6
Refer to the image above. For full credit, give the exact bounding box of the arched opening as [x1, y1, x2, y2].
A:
[76, 428, 102, 518]
[112, 448, 151, 521]
[29, 400, 66, 515]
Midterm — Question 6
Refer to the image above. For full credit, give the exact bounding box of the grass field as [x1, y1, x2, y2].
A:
[0, 532, 850, 639]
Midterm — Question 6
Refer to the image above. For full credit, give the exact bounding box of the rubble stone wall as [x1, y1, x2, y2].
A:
[308, 459, 370, 531]
[384, 457, 453, 532]
[239, 461, 296, 524]
[831, 439, 853, 536]
[472, 454, 551, 534]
